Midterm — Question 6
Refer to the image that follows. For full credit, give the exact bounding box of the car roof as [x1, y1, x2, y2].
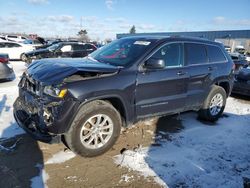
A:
[57, 41, 93, 45]
[121, 35, 220, 46]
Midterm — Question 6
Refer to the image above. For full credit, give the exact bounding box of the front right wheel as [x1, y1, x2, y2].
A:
[64, 100, 122, 157]
[198, 85, 227, 122]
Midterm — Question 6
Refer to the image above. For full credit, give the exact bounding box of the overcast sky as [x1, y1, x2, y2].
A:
[0, 0, 249, 40]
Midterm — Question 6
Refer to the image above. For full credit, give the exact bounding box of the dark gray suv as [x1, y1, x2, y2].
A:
[14, 36, 234, 157]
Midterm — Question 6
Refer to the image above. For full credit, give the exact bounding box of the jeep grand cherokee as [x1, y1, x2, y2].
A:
[14, 36, 234, 157]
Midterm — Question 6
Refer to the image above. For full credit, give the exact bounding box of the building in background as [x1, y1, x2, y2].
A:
[117, 30, 250, 53]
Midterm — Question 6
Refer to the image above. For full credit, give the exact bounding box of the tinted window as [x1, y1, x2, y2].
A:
[0, 43, 5, 48]
[207, 45, 226, 62]
[6, 43, 21, 48]
[186, 43, 207, 65]
[85, 44, 96, 50]
[8, 35, 17, 38]
[151, 43, 183, 67]
[73, 44, 85, 51]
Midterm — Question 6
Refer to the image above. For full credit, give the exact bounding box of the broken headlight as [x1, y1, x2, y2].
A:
[44, 86, 67, 98]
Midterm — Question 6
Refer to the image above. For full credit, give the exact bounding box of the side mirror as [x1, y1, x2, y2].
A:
[145, 58, 165, 69]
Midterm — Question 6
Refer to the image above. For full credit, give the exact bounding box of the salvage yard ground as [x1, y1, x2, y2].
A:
[0, 61, 250, 188]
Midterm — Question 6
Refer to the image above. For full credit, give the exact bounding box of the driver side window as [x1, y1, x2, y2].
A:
[151, 43, 183, 67]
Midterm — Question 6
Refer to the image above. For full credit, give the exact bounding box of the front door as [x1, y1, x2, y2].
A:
[136, 42, 189, 118]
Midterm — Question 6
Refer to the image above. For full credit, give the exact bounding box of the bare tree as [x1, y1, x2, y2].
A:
[129, 25, 136, 34]
[78, 29, 90, 42]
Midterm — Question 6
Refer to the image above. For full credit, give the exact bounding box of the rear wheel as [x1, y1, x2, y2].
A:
[64, 100, 122, 157]
[198, 85, 227, 122]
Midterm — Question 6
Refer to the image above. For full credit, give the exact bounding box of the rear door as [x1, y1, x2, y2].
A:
[136, 42, 189, 118]
[185, 43, 217, 109]
[72, 44, 85, 57]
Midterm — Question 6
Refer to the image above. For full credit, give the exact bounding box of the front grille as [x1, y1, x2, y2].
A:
[19, 74, 41, 96]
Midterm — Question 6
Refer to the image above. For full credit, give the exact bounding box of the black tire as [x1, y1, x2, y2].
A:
[64, 100, 122, 157]
[198, 85, 227, 122]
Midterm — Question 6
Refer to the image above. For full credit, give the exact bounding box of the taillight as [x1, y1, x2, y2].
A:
[0, 57, 9, 63]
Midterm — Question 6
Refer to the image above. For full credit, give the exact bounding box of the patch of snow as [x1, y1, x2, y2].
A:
[119, 174, 134, 183]
[65, 176, 78, 182]
[146, 130, 154, 135]
[114, 97, 250, 188]
[45, 151, 76, 164]
[30, 163, 49, 188]
[0, 61, 26, 139]
[0, 86, 24, 139]
[144, 118, 155, 126]
[115, 148, 167, 187]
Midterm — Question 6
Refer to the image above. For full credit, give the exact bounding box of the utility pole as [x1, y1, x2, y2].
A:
[80, 17, 83, 29]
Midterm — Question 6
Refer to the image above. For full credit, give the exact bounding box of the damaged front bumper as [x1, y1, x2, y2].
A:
[14, 97, 61, 143]
[13, 78, 80, 143]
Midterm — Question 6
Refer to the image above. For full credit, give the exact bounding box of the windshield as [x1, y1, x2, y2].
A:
[90, 38, 156, 66]
[23, 39, 32, 44]
[47, 43, 61, 51]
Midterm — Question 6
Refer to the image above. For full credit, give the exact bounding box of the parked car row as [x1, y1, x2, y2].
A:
[23, 42, 97, 64]
[0, 41, 35, 60]
[0, 42, 97, 61]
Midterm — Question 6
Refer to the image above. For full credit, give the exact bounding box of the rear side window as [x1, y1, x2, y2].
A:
[186, 43, 207, 65]
[85, 44, 96, 50]
[8, 35, 17, 38]
[73, 44, 84, 51]
[206, 45, 226, 62]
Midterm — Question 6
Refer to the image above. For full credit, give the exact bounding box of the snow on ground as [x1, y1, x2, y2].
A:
[114, 98, 250, 188]
[45, 150, 76, 165]
[0, 61, 25, 140]
[29, 150, 76, 188]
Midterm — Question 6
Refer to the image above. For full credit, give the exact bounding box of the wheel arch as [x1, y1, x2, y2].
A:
[78, 95, 130, 127]
[215, 81, 231, 97]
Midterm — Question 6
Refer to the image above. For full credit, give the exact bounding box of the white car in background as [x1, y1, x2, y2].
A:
[5, 35, 27, 43]
[0, 41, 35, 60]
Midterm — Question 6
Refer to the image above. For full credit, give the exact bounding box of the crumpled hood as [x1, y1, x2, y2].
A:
[27, 58, 119, 85]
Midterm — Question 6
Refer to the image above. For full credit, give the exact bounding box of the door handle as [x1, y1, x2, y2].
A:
[177, 71, 186, 76]
[208, 67, 213, 71]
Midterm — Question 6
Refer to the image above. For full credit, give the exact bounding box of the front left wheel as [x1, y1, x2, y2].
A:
[64, 100, 122, 157]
